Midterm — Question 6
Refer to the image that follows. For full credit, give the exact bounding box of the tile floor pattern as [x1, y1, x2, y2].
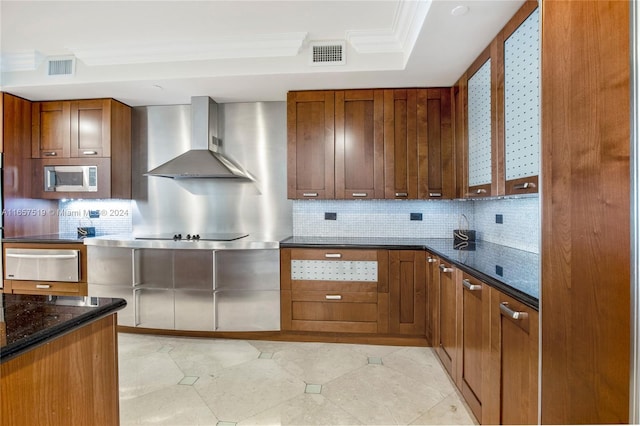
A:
[118, 333, 477, 425]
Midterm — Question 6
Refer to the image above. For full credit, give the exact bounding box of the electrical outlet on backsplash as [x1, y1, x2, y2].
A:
[58, 199, 133, 236]
[292, 196, 540, 254]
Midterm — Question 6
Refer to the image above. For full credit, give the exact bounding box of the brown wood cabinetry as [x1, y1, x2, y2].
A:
[287, 91, 335, 199]
[486, 288, 538, 425]
[335, 90, 384, 199]
[280, 248, 389, 333]
[435, 258, 457, 377]
[384, 89, 418, 199]
[31, 98, 131, 199]
[287, 88, 454, 200]
[457, 272, 490, 423]
[1, 314, 120, 426]
[425, 252, 439, 345]
[389, 250, 425, 335]
[417, 89, 454, 199]
[2, 242, 88, 296]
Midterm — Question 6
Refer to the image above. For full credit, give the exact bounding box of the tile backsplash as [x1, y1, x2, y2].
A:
[293, 195, 539, 253]
[58, 199, 133, 236]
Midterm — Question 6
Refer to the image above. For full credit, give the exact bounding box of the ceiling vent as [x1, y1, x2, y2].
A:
[46, 56, 76, 77]
[310, 41, 346, 66]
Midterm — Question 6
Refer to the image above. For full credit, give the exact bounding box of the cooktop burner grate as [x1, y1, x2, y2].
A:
[135, 233, 249, 241]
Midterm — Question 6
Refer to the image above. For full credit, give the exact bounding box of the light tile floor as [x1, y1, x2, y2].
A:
[118, 333, 477, 426]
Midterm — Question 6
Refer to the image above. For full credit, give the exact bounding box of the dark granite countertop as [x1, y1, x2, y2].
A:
[0, 294, 126, 363]
[280, 236, 539, 310]
[2, 233, 90, 243]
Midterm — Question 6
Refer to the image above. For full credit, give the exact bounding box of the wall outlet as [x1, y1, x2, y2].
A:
[410, 212, 423, 221]
[89, 210, 100, 219]
[495, 265, 504, 276]
[495, 214, 503, 224]
[324, 212, 337, 220]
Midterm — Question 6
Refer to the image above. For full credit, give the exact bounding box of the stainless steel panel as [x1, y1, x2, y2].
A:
[137, 249, 174, 289]
[131, 102, 292, 240]
[214, 249, 279, 291]
[174, 290, 214, 331]
[135, 288, 174, 329]
[214, 290, 280, 331]
[5, 248, 80, 282]
[174, 250, 214, 290]
[87, 246, 134, 286]
[84, 234, 280, 250]
[89, 284, 135, 326]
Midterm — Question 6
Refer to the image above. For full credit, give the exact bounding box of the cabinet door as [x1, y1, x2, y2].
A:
[487, 288, 538, 425]
[425, 253, 440, 345]
[458, 273, 490, 423]
[335, 89, 384, 199]
[436, 259, 457, 376]
[466, 51, 495, 197]
[70, 99, 111, 158]
[32, 101, 71, 158]
[384, 89, 418, 199]
[287, 91, 335, 199]
[134, 288, 174, 329]
[418, 88, 454, 199]
[389, 250, 425, 335]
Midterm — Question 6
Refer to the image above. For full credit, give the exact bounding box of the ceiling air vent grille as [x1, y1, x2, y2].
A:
[310, 42, 346, 66]
[46, 56, 75, 76]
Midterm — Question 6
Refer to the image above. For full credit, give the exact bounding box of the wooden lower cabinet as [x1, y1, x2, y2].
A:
[280, 248, 389, 333]
[456, 272, 490, 423]
[425, 252, 440, 345]
[435, 259, 457, 377]
[486, 288, 539, 425]
[389, 250, 425, 335]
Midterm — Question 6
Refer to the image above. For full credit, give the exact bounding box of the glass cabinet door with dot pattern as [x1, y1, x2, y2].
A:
[503, 7, 540, 195]
[467, 57, 493, 197]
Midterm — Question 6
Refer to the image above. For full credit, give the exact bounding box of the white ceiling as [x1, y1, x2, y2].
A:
[0, 0, 525, 106]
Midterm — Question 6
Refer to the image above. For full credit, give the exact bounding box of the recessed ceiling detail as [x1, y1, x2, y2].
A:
[0, 50, 45, 72]
[66, 32, 309, 66]
[346, 0, 431, 60]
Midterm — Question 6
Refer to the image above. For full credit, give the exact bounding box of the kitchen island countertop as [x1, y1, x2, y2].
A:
[280, 236, 539, 309]
[0, 294, 126, 363]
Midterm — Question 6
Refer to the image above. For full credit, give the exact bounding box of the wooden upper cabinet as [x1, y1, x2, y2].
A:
[287, 91, 335, 199]
[32, 99, 122, 159]
[335, 90, 384, 199]
[32, 101, 71, 158]
[70, 99, 111, 158]
[384, 89, 418, 199]
[417, 88, 454, 199]
[500, 2, 539, 195]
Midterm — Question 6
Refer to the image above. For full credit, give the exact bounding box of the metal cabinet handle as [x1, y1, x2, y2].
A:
[325, 253, 342, 258]
[325, 295, 342, 300]
[439, 264, 454, 273]
[36, 284, 51, 289]
[83, 150, 98, 155]
[44, 152, 57, 156]
[7, 253, 78, 260]
[395, 192, 408, 197]
[302, 193, 318, 197]
[429, 192, 442, 197]
[352, 193, 368, 197]
[513, 182, 536, 190]
[462, 279, 482, 291]
[427, 257, 438, 263]
[499, 302, 528, 320]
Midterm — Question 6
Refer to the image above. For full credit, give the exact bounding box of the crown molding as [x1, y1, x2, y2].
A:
[346, 0, 431, 59]
[1, 50, 45, 72]
[68, 32, 309, 66]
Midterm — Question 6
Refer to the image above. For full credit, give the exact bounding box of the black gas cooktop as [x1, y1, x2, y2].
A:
[135, 233, 249, 241]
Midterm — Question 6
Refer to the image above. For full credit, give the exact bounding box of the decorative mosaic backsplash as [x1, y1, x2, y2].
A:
[293, 196, 540, 254]
[58, 199, 133, 236]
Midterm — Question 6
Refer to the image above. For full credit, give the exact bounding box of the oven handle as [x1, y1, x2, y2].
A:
[6, 253, 78, 260]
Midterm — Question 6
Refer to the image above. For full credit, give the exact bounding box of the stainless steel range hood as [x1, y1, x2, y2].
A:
[145, 96, 252, 179]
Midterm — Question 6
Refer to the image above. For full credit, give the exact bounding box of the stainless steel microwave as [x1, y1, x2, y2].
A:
[44, 165, 98, 192]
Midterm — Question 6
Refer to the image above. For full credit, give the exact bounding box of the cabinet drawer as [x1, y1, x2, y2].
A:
[292, 301, 378, 322]
[292, 281, 377, 293]
[292, 290, 377, 303]
[9, 280, 87, 296]
[290, 248, 378, 261]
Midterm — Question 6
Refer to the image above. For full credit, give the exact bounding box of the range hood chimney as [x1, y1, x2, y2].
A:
[145, 96, 252, 179]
